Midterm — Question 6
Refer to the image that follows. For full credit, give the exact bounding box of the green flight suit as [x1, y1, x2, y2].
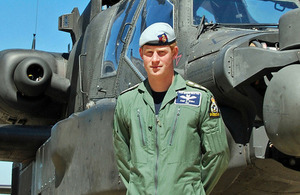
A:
[113, 73, 229, 195]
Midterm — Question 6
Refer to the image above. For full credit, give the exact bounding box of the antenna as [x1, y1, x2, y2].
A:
[32, 0, 39, 50]
[31, 34, 36, 50]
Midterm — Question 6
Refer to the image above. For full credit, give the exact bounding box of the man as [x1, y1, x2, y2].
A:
[113, 22, 229, 195]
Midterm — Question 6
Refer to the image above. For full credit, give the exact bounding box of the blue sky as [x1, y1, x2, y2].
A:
[0, 0, 90, 186]
[0, 0, 90, 51]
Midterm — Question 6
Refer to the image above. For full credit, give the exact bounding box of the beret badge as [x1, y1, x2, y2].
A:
[158, 33, 168, 44]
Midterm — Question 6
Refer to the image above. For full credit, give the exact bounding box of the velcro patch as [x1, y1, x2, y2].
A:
[175, 91, 202, 107]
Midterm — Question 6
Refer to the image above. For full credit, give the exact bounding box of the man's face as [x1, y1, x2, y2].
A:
[139, 44, 178, 78]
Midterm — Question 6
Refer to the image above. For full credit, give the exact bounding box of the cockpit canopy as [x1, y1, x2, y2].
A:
[193, 0, 299, 25]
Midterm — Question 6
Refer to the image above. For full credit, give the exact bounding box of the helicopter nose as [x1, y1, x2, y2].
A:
[263, 65, 300, 156]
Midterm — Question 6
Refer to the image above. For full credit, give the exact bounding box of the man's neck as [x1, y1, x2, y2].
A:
[148, 74, 174, 92]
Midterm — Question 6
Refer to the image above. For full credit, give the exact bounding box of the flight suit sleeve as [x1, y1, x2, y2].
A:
[113, 97, 131, 188]
[199, 93, 230, 194]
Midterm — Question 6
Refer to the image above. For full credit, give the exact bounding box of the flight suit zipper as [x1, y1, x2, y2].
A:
[155, 115, 161, 195]
[137, 109, 146, 146]
[169, 107, 181, 145]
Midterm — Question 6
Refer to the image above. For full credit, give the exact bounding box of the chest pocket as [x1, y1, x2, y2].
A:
[129, 109, 149, 164]
[137, 109, 147, 147]
[168, 107, 181, 146]
[166, 106, 201, 164]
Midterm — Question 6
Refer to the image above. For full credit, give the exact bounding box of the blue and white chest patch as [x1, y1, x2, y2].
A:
[175, 91, 202, 107]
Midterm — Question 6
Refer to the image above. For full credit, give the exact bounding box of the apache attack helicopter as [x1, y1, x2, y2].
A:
[0, 0, 300, 194]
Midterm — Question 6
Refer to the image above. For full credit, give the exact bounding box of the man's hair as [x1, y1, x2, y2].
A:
[169, 41, 177, 53]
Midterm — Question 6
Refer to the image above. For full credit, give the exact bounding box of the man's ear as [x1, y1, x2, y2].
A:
[139, 47, 143, 59]
[172, 46, 179, 60]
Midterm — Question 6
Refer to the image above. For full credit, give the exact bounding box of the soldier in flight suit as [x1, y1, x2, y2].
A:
[113, 22, 229, 195]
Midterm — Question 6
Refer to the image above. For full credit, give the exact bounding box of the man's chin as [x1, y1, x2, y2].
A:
[151, 70, 162, 75]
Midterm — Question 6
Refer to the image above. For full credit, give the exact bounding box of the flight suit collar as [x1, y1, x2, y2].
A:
[138, 79, 154, 112]
[137, 72, 186, 113]
[161, 72, 186, 111]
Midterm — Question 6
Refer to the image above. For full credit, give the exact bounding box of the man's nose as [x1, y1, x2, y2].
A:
[152, 52, 160, 62]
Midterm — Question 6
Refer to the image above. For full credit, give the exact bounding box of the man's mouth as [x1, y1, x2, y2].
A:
[151, 65, 162, 68]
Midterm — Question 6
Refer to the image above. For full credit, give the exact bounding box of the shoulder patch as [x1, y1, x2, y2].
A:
[209, 97, 220, 118]
[186, 81, 207, 91]
[120, 84, 139, 95]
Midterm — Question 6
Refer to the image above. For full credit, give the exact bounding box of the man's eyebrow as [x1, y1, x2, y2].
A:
[147, 48, 168, 51]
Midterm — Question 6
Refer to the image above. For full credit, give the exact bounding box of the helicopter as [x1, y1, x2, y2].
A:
[0, 0, 300, 194]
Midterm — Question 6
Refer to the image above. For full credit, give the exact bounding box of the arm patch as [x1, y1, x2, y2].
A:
[209, 97, 220, 118]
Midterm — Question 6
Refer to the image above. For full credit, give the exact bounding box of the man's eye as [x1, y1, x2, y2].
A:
[158, 51, 166, 56]
[145, 52, 153, 56]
